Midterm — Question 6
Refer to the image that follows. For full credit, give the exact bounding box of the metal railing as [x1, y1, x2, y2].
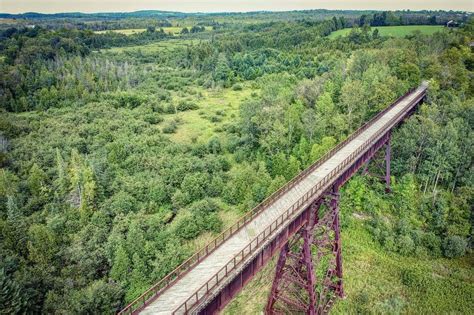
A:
[119, 85, 426, 315]
[172, 85, 427, 314]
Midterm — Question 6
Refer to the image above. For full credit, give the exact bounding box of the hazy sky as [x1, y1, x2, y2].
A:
[0, 0, 473, 14]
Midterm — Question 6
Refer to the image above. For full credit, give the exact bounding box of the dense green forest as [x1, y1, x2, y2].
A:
[0, 9, 473, 314]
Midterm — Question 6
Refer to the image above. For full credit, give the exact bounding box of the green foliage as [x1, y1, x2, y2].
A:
[27, 224, 57, 265]
[223, 162, 271, 209]
[376, 296, 406, 314]
[27, 163, 47, 199]
[397, 235, 415, 256]
[180, 173, 208, 204]
[175, 200, 222, 240]
[267, 175, 287, 195]
[69, 280, 123, 314]
[110, 245, 130, 284]
[176, 100, 199, 111]
[162, 121, 178, 133]
[0, 268, 25, 314]
[400, 266, 431, 292]
[442, 235, 467, 258]
[310, 136, 336, 162]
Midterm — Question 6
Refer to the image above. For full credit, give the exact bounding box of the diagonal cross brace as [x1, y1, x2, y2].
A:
[265, 189, 343, 315]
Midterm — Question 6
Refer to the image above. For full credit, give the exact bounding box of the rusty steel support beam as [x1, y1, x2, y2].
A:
[331, 190, 343, 299]
[303, 204, 318, 315]
[361, 132, 392, 193]
[385, 134, 391, 193]
[265, 191, 343, 315]
[265, 200, 321, 315]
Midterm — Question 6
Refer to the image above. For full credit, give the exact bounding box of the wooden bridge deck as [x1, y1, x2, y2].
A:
[140, 85, 427, 314]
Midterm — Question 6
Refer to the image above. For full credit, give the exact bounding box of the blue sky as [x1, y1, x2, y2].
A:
[1, 0, 473, 14]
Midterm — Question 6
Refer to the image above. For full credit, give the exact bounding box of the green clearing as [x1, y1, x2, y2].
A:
[328, 25, 445, 39]
[94, 28, 146, 35]
[223, 221, 474, 314]
[165, 85, 257, 144]
[162, 26, 212, 35]
[101, 38, 203, 54]
[94, 26, 212, 36]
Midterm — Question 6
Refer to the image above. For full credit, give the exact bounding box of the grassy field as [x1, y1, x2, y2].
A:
[164, 85, 257, 144]
[98, 39, 203, 57]
[162, 26, 213, 34]
[94, 26, 212, 36]
[94, 28, 146, 35]
[223, 221, 474, 314]
[328, 25, 445, 39]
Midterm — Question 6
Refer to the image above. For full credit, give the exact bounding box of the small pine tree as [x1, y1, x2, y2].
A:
[0, 268, 25, 314]
[54, 149, 68, 195]
[27, 163, 46, 198]
[110, 245, 130, 285]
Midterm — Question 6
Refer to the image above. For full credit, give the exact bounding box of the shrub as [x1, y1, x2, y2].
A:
[165, 103, 175, 114]
[210, 115, 222, 123]
[208, 176, 224, 197]
[152, 103, 165, 113]
[232, 83, 243, 91]
[162, 122, 177, 134]
[176, 101, 198, 111]
[181, 173, 208, 202]
[143, 114, 163, 124]
[156, 89, 171, 101]
[111, 92, 146, 109]
[354, 290, 370, 313]
[188, 199, 219, 214]
[422, 232, 442, 257]
[442, 235, 467, 258]
[102, 192, 137, 215]
[382, 234, 396, 252]
[191, 143, 208, 157]
[175, 206, 222, 240]
[400, 267, 431, 292]
[414, 246, 428, 257]
[171, 190, 189, 209]
[377, 296, 406, 314]
[207, 137, 222, 154]
[397, 234, 415, 256]
[174, 214, 201, 240]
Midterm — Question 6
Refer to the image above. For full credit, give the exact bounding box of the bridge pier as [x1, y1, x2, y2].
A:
[362, 132, 392, 192]
[265, 190, 343, 315]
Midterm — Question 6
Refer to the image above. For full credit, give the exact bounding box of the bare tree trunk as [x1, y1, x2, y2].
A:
[432, 169, 441, 203]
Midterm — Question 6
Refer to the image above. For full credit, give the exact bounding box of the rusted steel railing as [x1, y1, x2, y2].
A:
[119, 85, 426, 315]
[171, 85, 427, 314]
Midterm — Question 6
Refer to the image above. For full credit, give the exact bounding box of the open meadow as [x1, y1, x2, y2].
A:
[94, 26, 212, 36]
[328, 25, 445, 39]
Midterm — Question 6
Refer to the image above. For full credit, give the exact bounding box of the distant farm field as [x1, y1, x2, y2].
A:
[94, 28, 146, 35]
[328, 25, 445, 39]
[94, 26, 212, 36]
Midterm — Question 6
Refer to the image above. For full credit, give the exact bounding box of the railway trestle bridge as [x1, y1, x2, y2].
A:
[120, 83, 428, 315]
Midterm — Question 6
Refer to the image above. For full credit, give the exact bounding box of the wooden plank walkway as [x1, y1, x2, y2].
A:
[140, 86, 426, 314]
